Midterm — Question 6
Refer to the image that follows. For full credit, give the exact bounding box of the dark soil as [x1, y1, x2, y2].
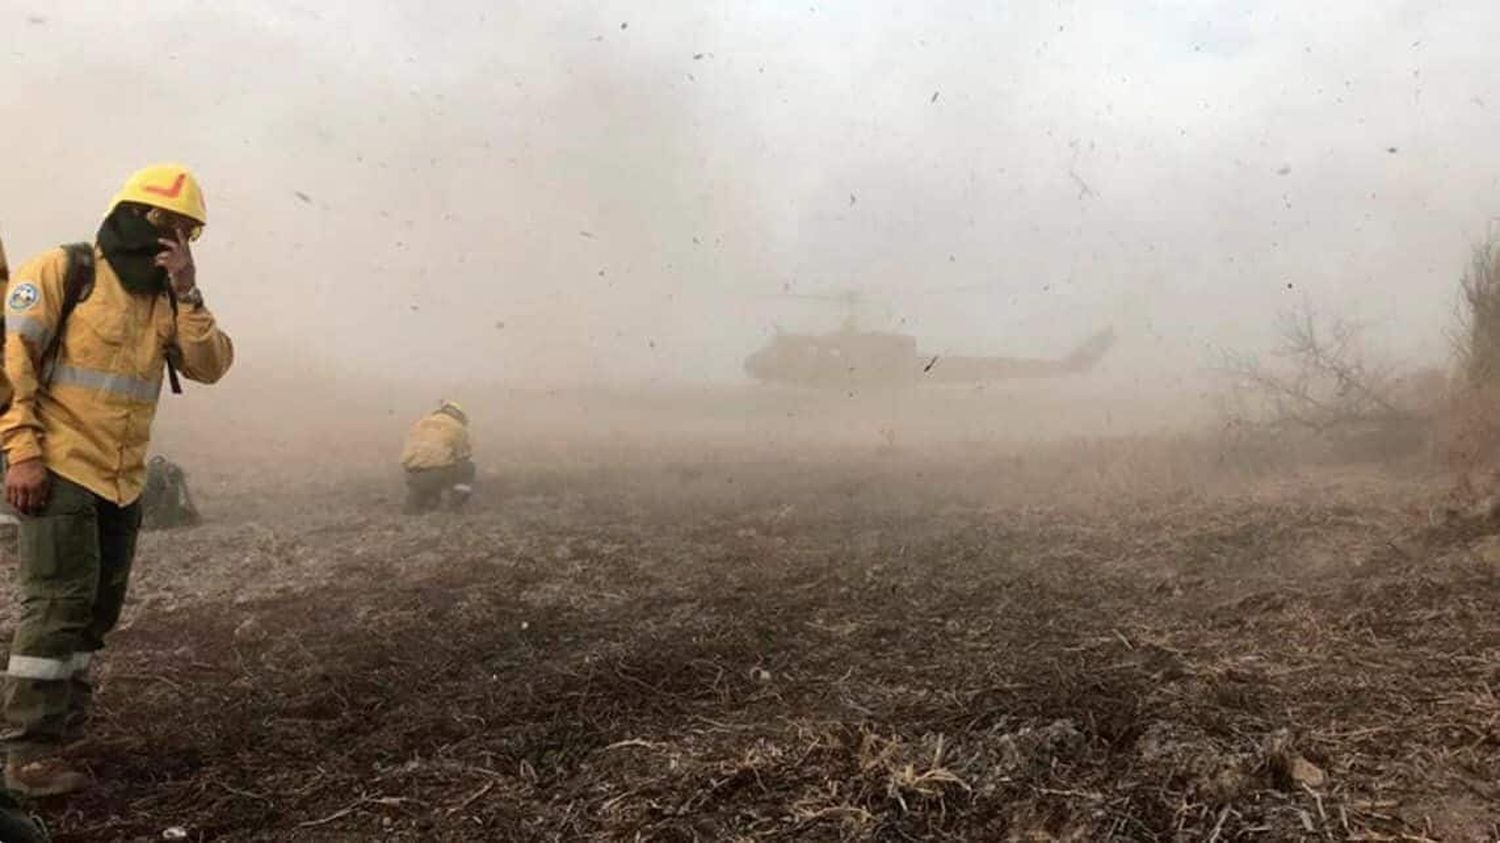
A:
[6, 450, 1498, 841]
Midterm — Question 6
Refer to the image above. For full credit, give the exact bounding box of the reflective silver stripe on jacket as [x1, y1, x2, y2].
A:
[5, 315, 50, 346]
[50, 363, 162, 402]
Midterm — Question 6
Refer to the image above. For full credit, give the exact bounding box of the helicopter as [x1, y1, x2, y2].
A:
[743, 288, 1116, 387]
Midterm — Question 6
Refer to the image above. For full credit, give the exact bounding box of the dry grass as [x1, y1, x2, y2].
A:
[1436, 238, 1500, 500]
[1457, 239, 1500, 388]
[2, 432, 1490, 840]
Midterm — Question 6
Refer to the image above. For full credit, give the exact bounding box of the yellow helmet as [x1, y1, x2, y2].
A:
[109, 163, 207, 227]
[438, 401, 468, 425]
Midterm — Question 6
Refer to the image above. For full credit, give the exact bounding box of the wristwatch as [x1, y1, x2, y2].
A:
[177, 286, 204, 308]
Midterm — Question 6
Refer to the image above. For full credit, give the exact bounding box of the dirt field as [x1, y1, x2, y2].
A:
[6, 416, 1500, 841]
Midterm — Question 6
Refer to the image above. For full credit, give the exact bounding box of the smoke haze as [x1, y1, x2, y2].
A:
[2, 1, 1498, 448]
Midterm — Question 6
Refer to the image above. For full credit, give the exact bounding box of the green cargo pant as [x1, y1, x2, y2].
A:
[2, 473, 140, 761]
[403, 460, 475, 514]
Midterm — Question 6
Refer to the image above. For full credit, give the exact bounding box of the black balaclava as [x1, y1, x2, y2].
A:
[97, 202, 168, 295]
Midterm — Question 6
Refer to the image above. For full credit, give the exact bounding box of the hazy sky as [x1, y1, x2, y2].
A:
[2, 1, 1498, 389]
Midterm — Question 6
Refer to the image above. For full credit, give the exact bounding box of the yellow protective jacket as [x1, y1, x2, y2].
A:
[0, 236, 8, 406]
[0, 246, 234, 504]
[401, 412, 471, 471]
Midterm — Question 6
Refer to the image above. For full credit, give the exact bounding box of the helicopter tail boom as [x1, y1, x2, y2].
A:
[918, 328, 1116, 382]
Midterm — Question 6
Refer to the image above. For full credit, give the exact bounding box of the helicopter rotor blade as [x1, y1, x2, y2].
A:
[766, 293, 861, 302]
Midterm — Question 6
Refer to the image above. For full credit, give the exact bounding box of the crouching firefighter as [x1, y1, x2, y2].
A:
[0, 164, 234, 796]
[401, 401, 474, 514]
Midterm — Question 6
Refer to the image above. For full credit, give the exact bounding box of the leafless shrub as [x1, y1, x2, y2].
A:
[1220, 304, 1401, 432]
[1455, 239, 1500, 386]
[1442, 238, 1500, 497]
[1216, 303, 1433, 465]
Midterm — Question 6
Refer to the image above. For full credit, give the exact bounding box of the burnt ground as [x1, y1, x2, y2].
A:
[6, 443, 1500, 841]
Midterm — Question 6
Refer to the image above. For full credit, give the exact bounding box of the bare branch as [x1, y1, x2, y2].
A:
[1216, 302, 1412, 436]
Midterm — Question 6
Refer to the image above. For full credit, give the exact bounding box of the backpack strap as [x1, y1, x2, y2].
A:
[163, 288, 183, 395]
[39, 243, 96, 384]
[41, 245, 184, 397]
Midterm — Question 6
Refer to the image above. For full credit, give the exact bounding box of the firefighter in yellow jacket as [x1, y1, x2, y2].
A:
[401, 401, 474, 513]
[0, 164, 233, 796]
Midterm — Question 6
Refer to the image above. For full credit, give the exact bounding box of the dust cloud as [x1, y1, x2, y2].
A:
[12, 6, 1500, 839]
[2, 1, 1498, 465]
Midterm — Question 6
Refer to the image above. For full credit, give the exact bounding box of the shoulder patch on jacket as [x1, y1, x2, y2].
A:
[6, 282, 38, 313]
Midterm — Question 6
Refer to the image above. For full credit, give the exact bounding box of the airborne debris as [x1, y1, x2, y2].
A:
[37, 448, 1499, 839]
